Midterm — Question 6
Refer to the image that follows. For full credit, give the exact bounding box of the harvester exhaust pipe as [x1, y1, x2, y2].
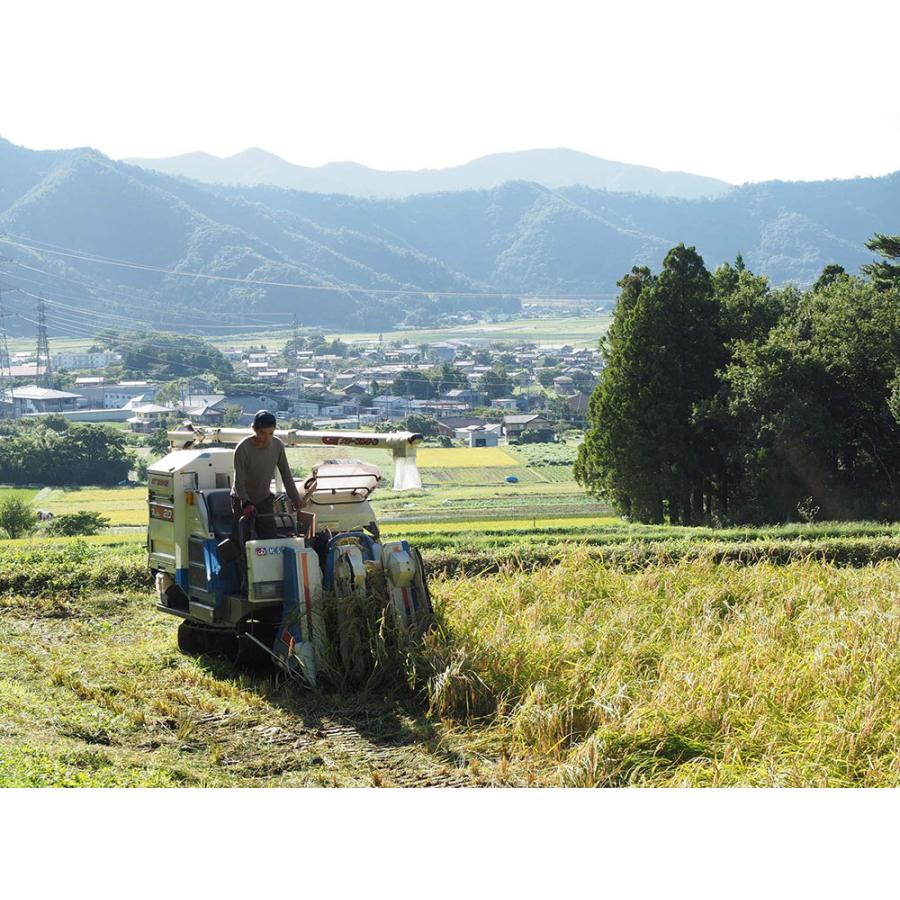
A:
[166, 425, 424, 491]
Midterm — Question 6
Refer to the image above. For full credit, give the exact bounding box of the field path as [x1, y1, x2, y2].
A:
[0, 598, 491, 787]
[227, 705, 477, 787]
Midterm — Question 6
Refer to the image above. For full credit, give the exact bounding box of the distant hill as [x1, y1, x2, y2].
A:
[0, 137, 896, 337]
[124, 147, 734, 200]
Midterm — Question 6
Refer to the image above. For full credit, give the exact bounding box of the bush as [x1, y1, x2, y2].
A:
[0, 497, 35, 539]
[46, 512, 111, 536]
[0, 541, 148, 597]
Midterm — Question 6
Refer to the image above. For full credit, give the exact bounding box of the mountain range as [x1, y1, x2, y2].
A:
[0, 136, 896, 336]
[123, 147, 733, 200]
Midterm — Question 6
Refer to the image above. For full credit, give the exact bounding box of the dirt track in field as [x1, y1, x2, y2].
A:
[0, 597, 499, 787]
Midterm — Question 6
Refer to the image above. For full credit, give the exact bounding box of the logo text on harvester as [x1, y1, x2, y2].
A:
[255, 546, 288, 556]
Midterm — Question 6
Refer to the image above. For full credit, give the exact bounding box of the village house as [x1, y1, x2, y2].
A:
[552, 375, 576, 396]
[455, 423, 503, 447]
[2, 385, 81, 417]
[126, 403, 173, 433]
[437, 416, 487, 437]
[442, 388, 487, 408]
[503, 413, 555, 443]
[371, 395, 411, 419]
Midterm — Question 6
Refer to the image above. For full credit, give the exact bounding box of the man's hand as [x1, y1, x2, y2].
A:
[241, 502, 257, 517]
[296, 476, 318, 507]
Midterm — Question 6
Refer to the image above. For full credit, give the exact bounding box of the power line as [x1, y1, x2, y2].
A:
[15, 312, 219, 378]
[3, 279, 297, 336]
[0, 232, 617, 301]
[3, 258, 297, 323]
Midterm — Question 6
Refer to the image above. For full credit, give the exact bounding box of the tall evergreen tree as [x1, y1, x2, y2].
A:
[576, 246, 723, 524]
[861, 233, 900, 290]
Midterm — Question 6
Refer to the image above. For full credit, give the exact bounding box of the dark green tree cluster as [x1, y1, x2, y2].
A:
[99, 331, 233, 380]
[391, 364, 468, 400]
[575, 237, 900, 524]
[0, 420, 133, 485]
[481, 367, 514, 399]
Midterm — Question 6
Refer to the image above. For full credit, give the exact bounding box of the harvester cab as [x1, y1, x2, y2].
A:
[147, 425, 432, 685]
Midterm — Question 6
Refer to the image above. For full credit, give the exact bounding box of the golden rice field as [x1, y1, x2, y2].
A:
[415, 447, 519, 468]
[35, 487, 148, 526]
[381, 516, 620, 535]
[0, 542, 896, 786]
[427, 549, 900, 786]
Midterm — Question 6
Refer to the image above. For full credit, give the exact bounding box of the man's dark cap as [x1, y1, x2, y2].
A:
[252, 410, 277, 429]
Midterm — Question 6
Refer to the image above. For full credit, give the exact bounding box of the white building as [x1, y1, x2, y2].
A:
[52, 351, 121, 370]
[103, 382, 157, 408]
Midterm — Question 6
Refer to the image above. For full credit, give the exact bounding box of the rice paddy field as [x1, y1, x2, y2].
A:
[0, 539, 897, 787]
[1, 443, 898, 787]
[31, 487, 149, 527]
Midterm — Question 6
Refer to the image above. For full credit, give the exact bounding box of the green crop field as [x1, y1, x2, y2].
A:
[326, 314, 612, 348]
[204, 313, 611, 352]
[0, 488, 39, 504]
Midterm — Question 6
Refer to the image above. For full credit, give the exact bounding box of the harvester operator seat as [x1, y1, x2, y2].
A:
[204, 489, 235, 541]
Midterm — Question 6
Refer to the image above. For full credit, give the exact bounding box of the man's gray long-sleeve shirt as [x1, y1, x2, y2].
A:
[232, 435, 302, 507]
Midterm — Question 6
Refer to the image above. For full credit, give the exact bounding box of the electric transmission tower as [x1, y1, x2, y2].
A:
[35, 296, 53, 387]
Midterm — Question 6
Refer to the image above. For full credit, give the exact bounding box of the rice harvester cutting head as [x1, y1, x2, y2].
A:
[147, 424, 432, 686]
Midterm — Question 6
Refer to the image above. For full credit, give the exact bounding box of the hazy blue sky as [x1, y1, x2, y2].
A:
[2, 0, 898, 184]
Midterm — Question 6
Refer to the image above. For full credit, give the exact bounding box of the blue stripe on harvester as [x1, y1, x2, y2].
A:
[400, 541, 420, 612]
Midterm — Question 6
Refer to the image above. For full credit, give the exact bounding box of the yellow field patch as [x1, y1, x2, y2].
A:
[37, 487, 147, 526]
[381, 516, 620, 534]
[38, 487, 147, 505]
[415, 447, 519, 468]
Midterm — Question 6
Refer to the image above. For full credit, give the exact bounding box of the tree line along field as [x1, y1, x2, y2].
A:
[0, 539, 896, 786]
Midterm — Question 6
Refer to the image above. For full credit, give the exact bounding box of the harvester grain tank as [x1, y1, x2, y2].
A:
[147, 425, 432, 684]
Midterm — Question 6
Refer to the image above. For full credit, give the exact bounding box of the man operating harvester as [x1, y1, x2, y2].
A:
[232, 410, 316, 540]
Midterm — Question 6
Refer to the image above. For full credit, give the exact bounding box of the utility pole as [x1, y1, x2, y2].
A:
[292, 314, 301, 410]
[35, 296, 53, 387]
[0, 286, 14, 418]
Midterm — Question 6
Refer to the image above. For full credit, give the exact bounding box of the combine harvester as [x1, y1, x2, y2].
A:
[147, 425, 432, 685]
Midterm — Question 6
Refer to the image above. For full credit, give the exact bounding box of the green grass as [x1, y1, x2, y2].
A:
[0, 487, 39, 504]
